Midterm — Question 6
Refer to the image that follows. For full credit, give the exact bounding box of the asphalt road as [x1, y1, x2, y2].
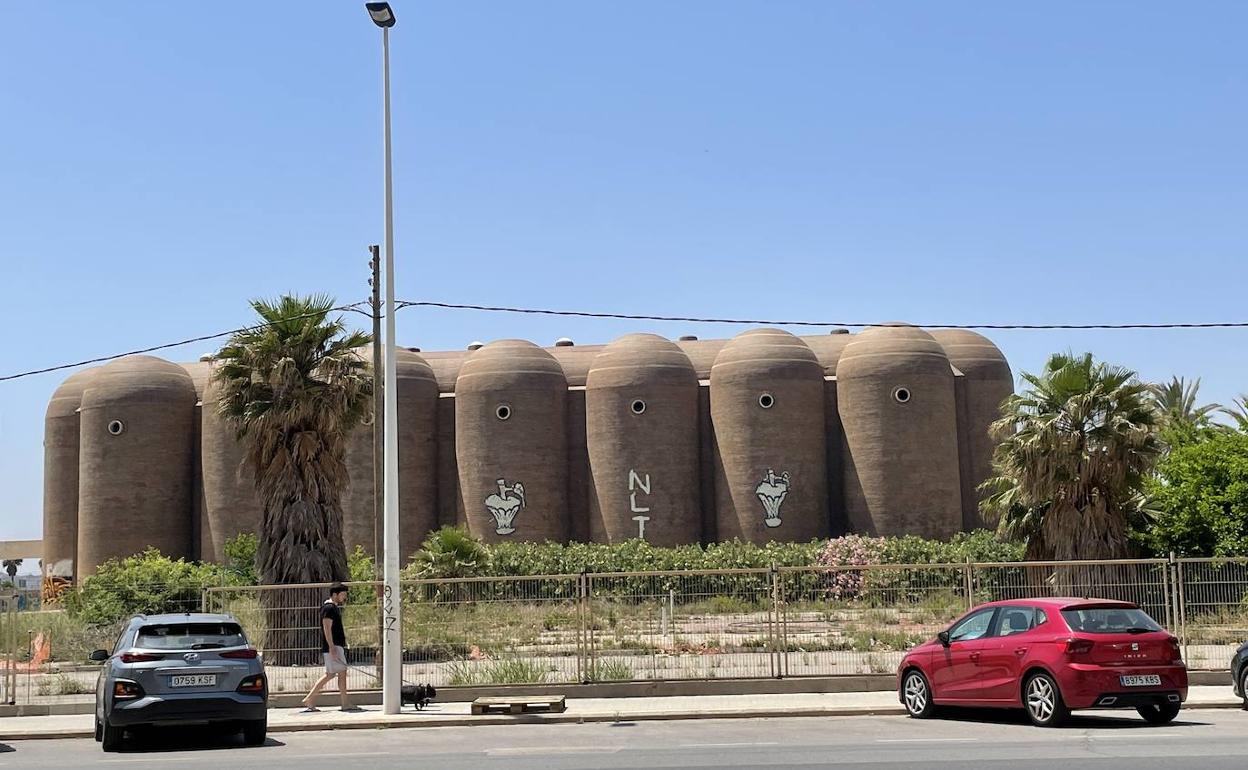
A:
[4, 708, 1248, 769]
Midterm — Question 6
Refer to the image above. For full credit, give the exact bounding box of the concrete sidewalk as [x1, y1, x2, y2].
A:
[0, 686, 1241, 741]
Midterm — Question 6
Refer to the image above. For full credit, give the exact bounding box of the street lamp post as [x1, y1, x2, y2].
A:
[365, 0, 401, 716]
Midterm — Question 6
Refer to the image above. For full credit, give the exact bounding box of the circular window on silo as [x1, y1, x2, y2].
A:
[758, 392, 775, 409]
[107, 419, 126, 436]
[893, 386, 912, 404]
[495, 403, 512, 421]
[630, 398, 647, 415]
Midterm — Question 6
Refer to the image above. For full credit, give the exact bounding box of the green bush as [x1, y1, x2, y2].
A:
[63, 549, 218, 626]
[1138, 431, 1248, 557]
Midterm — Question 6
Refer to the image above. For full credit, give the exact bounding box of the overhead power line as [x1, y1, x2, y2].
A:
[397, 300, 1248, 331]
[3, 299, 1247, 384]
[0, 302, 369, 383]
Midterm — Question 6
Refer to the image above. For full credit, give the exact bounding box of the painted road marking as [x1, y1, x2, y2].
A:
[877, 738, 979, 743]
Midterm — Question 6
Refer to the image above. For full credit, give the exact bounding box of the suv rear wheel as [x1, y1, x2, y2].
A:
[1023, 672, 1069, 727]
[242, 718, 267, 746]
[100, 719, 124, 752]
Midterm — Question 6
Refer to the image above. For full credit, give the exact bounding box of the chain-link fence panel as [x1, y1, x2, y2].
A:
[399, 574, 584, 689]
[970, 560, 1172, 630]
[1176, 558, 1248, 670]
[586, 569, 778, 682]
[777, 564, 970, 677]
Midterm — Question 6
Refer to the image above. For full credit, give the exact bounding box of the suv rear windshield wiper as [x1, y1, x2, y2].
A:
[191, 643, 226, 649]
[1124, 627, 1156, 634]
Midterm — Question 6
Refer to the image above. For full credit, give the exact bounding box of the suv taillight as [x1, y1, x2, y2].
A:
[119, 652, 164, 664]
[1065, 638, 1095, 655]
[113, 680, 144, 700]
[221, 648, 259, 660]
[237, 674, 266, 695]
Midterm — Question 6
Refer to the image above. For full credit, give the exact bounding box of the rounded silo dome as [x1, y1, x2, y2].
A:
[43, 367, 100, 580]
[710, 329, 829, 544]
[77, 355, 197, 575]
[928, 329, 1010, 381]
[586, 334, 701, 545]
[837, 324, 963, 539]
[455, 340, 569, 543]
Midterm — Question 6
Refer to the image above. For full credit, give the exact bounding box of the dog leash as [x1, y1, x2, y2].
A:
[344, 660, 425, 688]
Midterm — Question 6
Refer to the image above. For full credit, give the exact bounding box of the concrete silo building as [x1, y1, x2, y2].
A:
[711, 329, 830, 544]
[76, 356, 197, 577]
[455, 340, 569, 544]
[838, 325, 964, 540]
[43, 325, 1013, 579]
[586, 334, 701, 546]
[42, 368, 98, 578]
[930, 330, 1014, 531]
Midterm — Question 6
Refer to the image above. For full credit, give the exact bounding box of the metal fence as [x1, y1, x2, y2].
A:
[7, 557, 1248, 703]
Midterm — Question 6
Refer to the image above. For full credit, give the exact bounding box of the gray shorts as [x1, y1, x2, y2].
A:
[324, 645, 347, 674]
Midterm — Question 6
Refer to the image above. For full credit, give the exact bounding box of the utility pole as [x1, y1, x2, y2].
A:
[369, 244, 384, 681]
[369, 245, 383, 567]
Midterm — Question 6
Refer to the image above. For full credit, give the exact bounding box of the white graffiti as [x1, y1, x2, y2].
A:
[629, 469, 652, 540]
[754, 469, 791, 529]
[484, 478, 525, 536]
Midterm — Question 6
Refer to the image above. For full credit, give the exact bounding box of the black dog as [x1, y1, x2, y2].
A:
[401, 683, 437, 710]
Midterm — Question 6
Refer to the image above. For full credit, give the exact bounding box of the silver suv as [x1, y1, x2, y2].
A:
[90, 613, 267, 751]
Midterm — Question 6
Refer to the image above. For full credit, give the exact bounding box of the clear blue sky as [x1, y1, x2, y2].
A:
[1, 1, 1245, 547]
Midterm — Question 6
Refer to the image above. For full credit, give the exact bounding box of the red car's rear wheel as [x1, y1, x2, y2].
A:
[1024, 672, 1069, 727]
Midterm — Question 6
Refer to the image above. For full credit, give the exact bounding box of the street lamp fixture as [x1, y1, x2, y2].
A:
[365, 2, 396, 28]
[364, 0, 400, 717]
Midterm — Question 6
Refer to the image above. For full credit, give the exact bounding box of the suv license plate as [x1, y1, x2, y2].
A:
[171, 674, 217, 688]
[1120, 675, 1161, 687]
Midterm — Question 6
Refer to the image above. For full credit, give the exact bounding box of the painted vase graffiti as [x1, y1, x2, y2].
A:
[484, 479, 526, 535]
[754, 469, 791, 528]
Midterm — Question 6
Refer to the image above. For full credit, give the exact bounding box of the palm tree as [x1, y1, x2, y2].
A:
[981, 352, 1163, 562]
[1223, 396, 1248, 432]
[213, 295, 371, 660]
[2, 559, 20, 579]
[1150, 376, 1221, 442]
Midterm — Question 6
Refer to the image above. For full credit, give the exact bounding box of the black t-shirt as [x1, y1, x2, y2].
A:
[320, 600, 347, 653]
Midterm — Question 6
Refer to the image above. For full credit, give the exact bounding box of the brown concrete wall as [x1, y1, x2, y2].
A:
[839, 325, 963, 539]
[199, 370, 263, 563]
[586, 334, 701, 546]
[930, 330, 1013, 531]
[77, 356, 196, 576]
[711, 329, 829, 544]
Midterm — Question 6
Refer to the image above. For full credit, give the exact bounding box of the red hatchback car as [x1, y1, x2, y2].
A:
[897, 598, 1187, 727]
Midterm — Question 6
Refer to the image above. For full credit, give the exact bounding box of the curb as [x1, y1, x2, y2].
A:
[0, 700, 1241, 742]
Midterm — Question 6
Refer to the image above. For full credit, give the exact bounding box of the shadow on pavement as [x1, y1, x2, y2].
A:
[0, 744, 14, 753]
[118, 726, 285, 753]
[931, 707, 1210, 729]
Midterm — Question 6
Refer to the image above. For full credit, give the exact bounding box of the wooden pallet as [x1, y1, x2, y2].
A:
[471, 695, 568, 715]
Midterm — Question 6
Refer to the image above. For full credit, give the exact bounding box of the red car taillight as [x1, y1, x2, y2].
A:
[113, 680, 144, 700]
[1065, 638, 1095, 655]
[220, 648, 259, 660]
[1167, 636, 1183, 663]
[119, 652, 164, 664]
[237, 674, 266, 695]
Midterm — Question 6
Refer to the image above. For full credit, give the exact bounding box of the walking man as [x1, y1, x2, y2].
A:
[300, 584, 361, 712]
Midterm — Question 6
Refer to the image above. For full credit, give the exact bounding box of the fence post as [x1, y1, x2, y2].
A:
[963, 558, 974, 612]
[1171, 553, 1189, 660]
[578, 570, 591, 684]
[769, 562, 782, 679]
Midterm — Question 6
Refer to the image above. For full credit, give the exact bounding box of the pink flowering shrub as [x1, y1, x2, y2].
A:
[815, 535, 886, 600]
